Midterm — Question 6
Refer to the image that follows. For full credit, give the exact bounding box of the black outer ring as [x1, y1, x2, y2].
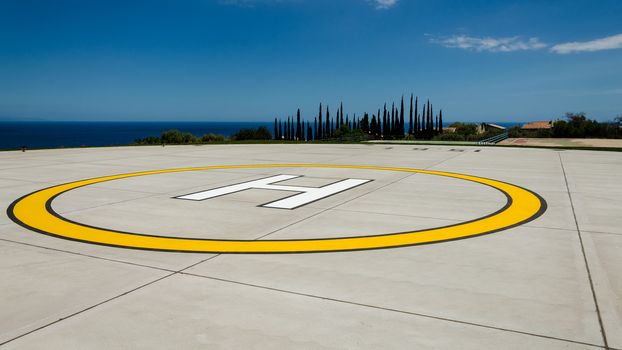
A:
[6, 168, 548, 254]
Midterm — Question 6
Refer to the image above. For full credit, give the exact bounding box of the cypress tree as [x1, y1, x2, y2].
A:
[340, 102, 344, 128]
[335, 108, 343, 129]
[277, 119, 281, 140]
[416, 113, 420, 136]
[326, 105, 330, 139]
[409, 94, 413, 135]
[395, 104, 399, 135]
[335, 108, 343, 127]
[426, 100, 431, 136]
[422, 104, 426, 137]
[435, 116, 439, 135]
[439, 110, 443, 134]
[378, 114, 382, 136]
[391, 103, 396, 137]
[426, 105, 430, 136]
[429, 104, 433, 134]
[274, 118, 277, 140]
[369, 114, 379, 137]
[370, 115, 377, 136]
[296, 109, 301, 140]
[287, 117, 290, 140]
[382, 104, 387, 138]
[427, 105, 430, 136]
[393, 104, 397, 136]
[389, 103, 393, 137]
[400, 96, 405, 137]
[414, 97, 419, 137]
[314, 117, 317, 141]
[414, 112, 418, 137]
[429, 101, 433, 134]
[390, 104, 393, 137]
[318, 103, 323, 140]
[432, 105, 435, 133]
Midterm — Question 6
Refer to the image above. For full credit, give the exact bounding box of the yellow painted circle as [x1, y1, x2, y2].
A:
[7, 164, 546, 253]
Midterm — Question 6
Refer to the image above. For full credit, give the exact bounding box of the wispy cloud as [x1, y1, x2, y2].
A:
[430, 35, 546, 53]
[372, 0, 398, 9]
[551, 33, 622, 54]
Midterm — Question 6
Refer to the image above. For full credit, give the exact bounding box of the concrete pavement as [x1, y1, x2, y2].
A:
[0, 144, 620, 349]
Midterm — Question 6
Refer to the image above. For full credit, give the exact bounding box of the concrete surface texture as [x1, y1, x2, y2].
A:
[0, 144, 620, 349]
[500, 138, 622, 148]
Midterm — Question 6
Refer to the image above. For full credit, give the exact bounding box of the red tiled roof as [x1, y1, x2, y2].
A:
[522, 121, 551, 129]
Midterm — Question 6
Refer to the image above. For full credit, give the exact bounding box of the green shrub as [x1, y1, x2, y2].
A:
[134, 136, 161, 145]
[200, 133, 225, 142]
[552, 113, 621, 138]
[231, 126, 272, 140]
[450, 122, 478, 136]
[160, 129, 197, 144]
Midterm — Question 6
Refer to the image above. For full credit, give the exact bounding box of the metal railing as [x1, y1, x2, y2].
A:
[478, 132, 508, 145]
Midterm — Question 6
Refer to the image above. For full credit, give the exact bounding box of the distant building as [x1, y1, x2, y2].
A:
[477, 123, 506, 134]
[521, 121, 552, 130]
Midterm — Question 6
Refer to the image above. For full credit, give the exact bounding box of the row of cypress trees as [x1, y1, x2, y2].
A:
[273, 94, 443, 141]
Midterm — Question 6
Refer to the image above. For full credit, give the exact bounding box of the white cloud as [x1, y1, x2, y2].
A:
[551, 33, 622, 54]
[372, 0, 398, 9]
[430, 35, 546, 53]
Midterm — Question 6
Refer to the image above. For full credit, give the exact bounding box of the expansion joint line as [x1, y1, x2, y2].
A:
[0, 254, 219, 346]
[558, 152, 609, 349]
[253, 150, 467, 242]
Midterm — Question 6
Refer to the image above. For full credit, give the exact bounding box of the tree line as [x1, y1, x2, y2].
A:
[274, 94, 443, 141]
[134, 127, 272, 145]
[508, 113, 622, 139]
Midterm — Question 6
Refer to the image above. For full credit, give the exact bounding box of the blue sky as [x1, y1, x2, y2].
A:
[1, 0, 621, 122]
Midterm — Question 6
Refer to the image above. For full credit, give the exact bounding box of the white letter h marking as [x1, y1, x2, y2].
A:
[175, 175, 370, 209]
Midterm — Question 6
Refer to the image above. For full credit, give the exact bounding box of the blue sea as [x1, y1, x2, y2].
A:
[0, 121, 273, 150]
[0, 121, 523, 150]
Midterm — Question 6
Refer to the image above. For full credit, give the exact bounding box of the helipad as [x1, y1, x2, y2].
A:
[0, 144, 620, 349]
